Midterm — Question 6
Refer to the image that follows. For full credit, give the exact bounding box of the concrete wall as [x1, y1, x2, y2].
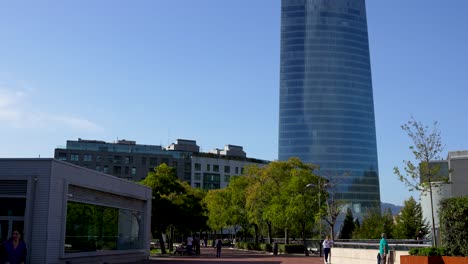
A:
[333, 247, 409, 264]
[0, 159, 152, 264]
[449, 154, 468, 197]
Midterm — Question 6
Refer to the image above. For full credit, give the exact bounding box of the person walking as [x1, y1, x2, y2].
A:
[322, 235, 334, 264]
[186, 236, 193, 255]
[379, 233, 389, 264]
[3, 229, 27, 264]
[215, 237, 222, 258]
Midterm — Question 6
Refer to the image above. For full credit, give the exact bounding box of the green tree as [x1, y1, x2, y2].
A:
[224, 175, 251, 237]
[338, 208, 355, 239]
[440, 196, 468, 256]
[245, 164, 276, 243]
[282, 160, 321, 256]
[245, 158, 321, 255]
[140, 164, 207, 254]
[353, 207, 394, 239]
[394, 196, 429, 239]
[394, 117, 447, 246]
[204, 188, 230, 232]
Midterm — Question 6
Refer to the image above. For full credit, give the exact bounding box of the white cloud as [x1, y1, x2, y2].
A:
[0, 88, 103, 132]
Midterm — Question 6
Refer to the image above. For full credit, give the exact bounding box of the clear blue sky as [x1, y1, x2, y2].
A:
[1, 1, 467, 206]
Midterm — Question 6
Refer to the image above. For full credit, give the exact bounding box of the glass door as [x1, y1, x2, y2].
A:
[0, 220, 9, 241]
[0, 218, 24, 241]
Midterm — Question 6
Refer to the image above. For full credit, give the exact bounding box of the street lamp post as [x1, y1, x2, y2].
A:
[306, 180, 328, 257]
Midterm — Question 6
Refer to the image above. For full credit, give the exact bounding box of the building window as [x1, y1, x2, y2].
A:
[83, 154, 92, 162]
[58, 153, 67, 161]
[224, 166, 230, 173]
[113, 166, 122, 175]
[114, 156, 122, 164]
[224, 175, 230, 182]
[213, 165, 219, 172]
[125, 156, 133, 164]
[173, 162, 178, 168]
[195, 163, 201, 171]
[206, 164, 210, 171]
[125, 166, 129, 175]
[235, 167, 239, 174]
[65, 201, 142, 252]
[103, 166, 109, 174]
[131, 167, 137, 176]
[184, 163, 191, 171]
[241, 167, 244, 174]
[96, 165, 101, 172]
[70, 154, 79, 161]
[141, 157, 147, 165]
[96, 155, 102, 162]
[149, 158, 157, 165]
[195, 173, 201, 180]
[195, 183, 201, 188]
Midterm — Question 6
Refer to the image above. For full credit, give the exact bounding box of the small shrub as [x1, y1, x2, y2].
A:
[282, 244, 305, 254]
[440, 196, 468, 256]
[409, 247, 447, 256]
[409, 248, 420, 256]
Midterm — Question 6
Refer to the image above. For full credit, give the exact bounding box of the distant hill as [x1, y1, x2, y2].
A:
[381, 202, 403, 215]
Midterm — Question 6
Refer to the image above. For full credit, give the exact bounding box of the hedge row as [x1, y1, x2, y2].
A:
[235, 242, 304, 254]
[439, 196, 468, 257]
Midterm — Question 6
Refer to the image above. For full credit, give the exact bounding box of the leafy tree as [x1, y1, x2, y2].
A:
[204, 189, 230, 232]
[281, 160, 321, 256]
[140, 164, 207, 254]
[245, 164, 276, 243]
[353, 207, 394, 239]
[394, 117, 447, 246]
[440, 196, 468, 256]
[245, 158, 321, 256]
[394, 196, 429, 239]
[338, 208, 355, 239]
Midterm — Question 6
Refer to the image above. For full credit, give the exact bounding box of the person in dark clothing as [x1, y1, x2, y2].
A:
[4, 229, 27, 264]
[215, 237, 222, 258]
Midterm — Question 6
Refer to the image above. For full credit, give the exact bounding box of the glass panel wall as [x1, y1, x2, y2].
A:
[65, 201, 142, 253]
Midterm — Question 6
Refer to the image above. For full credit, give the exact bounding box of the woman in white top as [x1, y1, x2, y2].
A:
[322, 235, 334, 264]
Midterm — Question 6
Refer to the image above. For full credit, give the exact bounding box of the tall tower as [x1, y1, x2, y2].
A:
[278, 0, 380, 216]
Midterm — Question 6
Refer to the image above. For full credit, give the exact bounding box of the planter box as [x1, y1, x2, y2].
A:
[401, 256, 468, 264]
[442, 256, 468, 264]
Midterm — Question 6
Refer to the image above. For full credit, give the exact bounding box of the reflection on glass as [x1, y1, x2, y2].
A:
[65, 201, 142, 253]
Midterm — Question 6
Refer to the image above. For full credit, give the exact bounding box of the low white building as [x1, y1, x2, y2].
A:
[421, 151, 468, 243]
[0, 159, 152, 264]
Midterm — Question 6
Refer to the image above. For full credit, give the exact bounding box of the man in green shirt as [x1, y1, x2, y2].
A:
[379, 233, 389, 264]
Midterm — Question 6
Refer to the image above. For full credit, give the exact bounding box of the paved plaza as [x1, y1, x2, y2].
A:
[150, 247, 326, 264]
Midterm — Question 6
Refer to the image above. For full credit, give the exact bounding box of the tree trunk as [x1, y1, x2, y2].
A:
[158, 231, 167, 254]
[254, 224, 259, 244]
[330, 223, 335, 240]
[285, 228, 289, 244]
[302, 224, 309, 256]
[268, 222, 273, 244]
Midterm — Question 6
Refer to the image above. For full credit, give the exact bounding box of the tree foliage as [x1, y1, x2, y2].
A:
[353, 208, 394, 239]
[440, 196, 468, 256]
[230, 158, 324, 255]
[140, 163, 208, 253]
[338, 208, 355, 239]
[394, 117, 447, 192]
[393, 196, 429, 239]
[393, 117, 447, 246]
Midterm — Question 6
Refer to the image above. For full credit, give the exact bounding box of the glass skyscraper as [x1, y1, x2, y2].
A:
[278, 0, 380, 215]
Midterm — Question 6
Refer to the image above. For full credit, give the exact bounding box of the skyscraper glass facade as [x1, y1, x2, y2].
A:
[278, 0, 380, 215]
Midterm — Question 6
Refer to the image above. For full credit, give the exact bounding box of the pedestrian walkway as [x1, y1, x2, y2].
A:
[150, 246, 325, 264]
